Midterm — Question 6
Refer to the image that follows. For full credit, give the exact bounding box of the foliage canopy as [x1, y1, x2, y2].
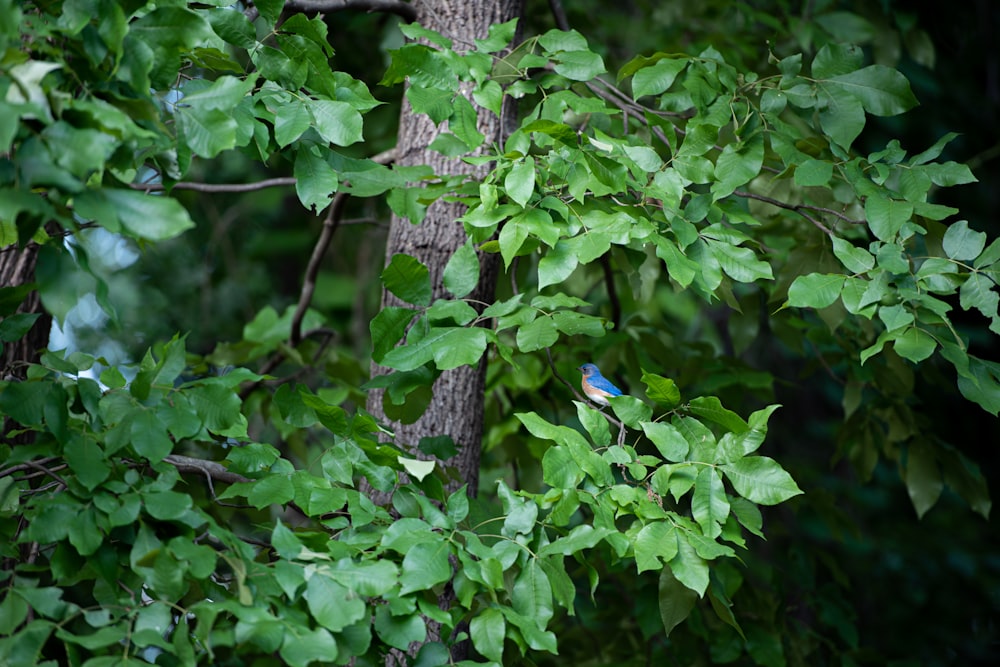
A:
[1, 1, 997, 665]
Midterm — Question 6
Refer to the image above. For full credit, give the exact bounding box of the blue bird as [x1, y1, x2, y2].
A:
[578, 363, 623, 406]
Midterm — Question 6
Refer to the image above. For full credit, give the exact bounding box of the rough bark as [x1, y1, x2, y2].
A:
[1, 243, 50, 380]
[367, 0, 524, 500]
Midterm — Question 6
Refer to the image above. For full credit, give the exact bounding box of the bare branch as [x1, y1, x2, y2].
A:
[285, 0, 417, 22]
[290, 193, 350, 345]
[164, 454, 250, 485]
[130, 177, 297, 194]
[548, 0, 570, 31]
[733, 189, 835, 235]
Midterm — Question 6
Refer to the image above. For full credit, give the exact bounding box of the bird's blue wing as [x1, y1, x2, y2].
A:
[589, 374, 622, 396]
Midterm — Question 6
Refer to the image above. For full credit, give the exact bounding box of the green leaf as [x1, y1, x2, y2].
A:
[382, 326, 490, 371]
[865, 194, 914, 242]
[826, 65, 919, 116]
[787, 273, 845, 308]
[76, 189, 194, 242]
[634, 521, 678, 573]
[512, 559, 554, 627]
[443, 241, 480, 298]
[943, 220, 987, 261]
[632, 58, 687, 98]
[721, 456, 803, 505]
[687, 396, 749, 433]
[470, 608, 505, 664]
[399, 540, 453, 595]
[370, 307, 418, 363]
[641, 370, 682, 407]
[177, 106, 238, 158]
[307, 100, 363, 146]
[398, 456, 435, 482]
[819, 86, 866, 149]
[831, 236, 875, 273]
[505, 158, 535, 207]
[449, 95, 485, 150]
[307, 573, 366, 632]
[280, 627, 339, 667]
[248, 474, 295, 509]
[794, 158, 834, 187]
[669, 533, 709, 595]
[64, 438, 110, 491]
[131, 409, 173, 462]
[905, 440, 943, 518]
[658, 566, 698, 636]
[294, 147, 338, 213]
[893, 326, 937, 363]
[692, 467, 730, 538]
[812, 43, 864, 78]
[641, 421, 689, 462]
[553, 50, 606, 81]
[374, 606, 426, 651]
[382, 254, 431, 306]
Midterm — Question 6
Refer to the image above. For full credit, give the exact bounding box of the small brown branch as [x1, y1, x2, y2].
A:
[547, 0, 570, 31]
[130, 177, 297, 194]
[600, 254, 622, 332]
[285, 0, 417, 22]
[732, 190, 834, 235]
[163, 455, 250, 485]
[21, 459, 68, 488]
[290, 193, 350, 345]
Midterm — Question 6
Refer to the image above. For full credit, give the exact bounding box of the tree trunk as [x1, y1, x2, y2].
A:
[1, 242, 49, 380]
[367, 0, 524, 499]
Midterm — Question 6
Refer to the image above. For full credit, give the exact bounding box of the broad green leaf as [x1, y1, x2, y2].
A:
[641, 370, 682, 407]
[819, 86, 865, 149]
[381, 254, 431, 306]
[669, 533, 709, 595]
[130, 409, 173, 462]
[787, 273, 845, 308]
[904, 440, 943, 518]
[658, 566, 698, 636]
[399, 540, 453, 595]
[374, 606, 426, 650]
[248, 474, 295, 509]
[280, 628, 338, 667]
[293, 147, 338, 213]
[177, 105, 237, 157]
[865, 194, 914, 241]
[382, 326, 490, 371]
[641, 421, 689, 462]
[542, 445, 585, 488]
[943, 220, 987, 261]
[794, 157, 834, 187]
[831, 236, 875, 273]
[442, 241, 480, 298]
[398, 456, 435, 482]
[76, 189, 194, 241]
[307, 100, 363, 146]
[553, 50, 606, 81]
[721, 456, 803, 505]
[692, 467, 730, 538]
[826, 65, 919, 116]
[634, 521, 678, 573]
[307, 573, 366, 632]
[893, 326, 937, 363]
[470, 608, 505, 664]
[449, 95, 485, 149]
[505, 158, 535, 207]
[370, 307, 418, 363]
[632, 57, 687, 98]
[812, 43, 863, 79]
[512, 559, 553, 627]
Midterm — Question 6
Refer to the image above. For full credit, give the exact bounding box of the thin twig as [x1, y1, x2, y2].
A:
[164, 455, 251, 485]
[130, 177, 297, 194]
[732, 190, 834, 235]
[290, 193, 349, 345]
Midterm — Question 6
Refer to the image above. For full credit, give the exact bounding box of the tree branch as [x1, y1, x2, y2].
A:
[732, 190, 835, 235]
[290, 193, 350, 345]
[547, 0, 570, 31]
[164, 455, 250, 485]
[130, 177, 297, 194]
[284, 0, 417, 22]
